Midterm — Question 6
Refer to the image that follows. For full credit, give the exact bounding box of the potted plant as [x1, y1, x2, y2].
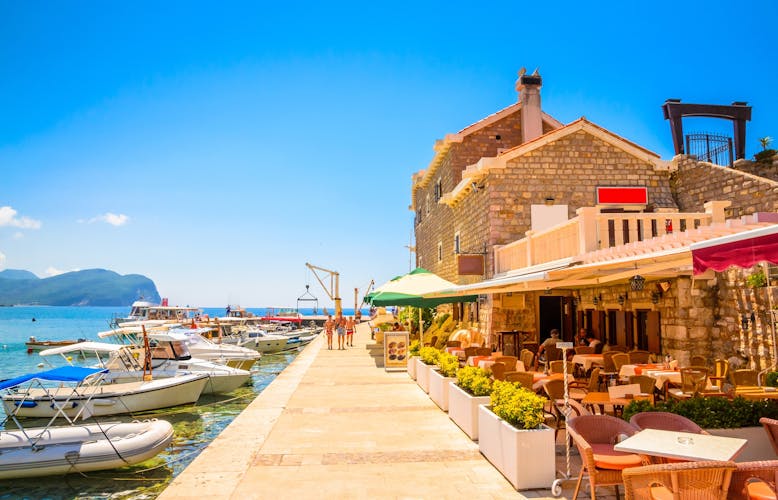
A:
[478, 380, 555, 490]
[428, 352, 459, 411]
[407, 340, 420, 379]
[747, 270, 767, 288]
[623, 397, 778, 462]
[448, 366, 492, 439]
[416, 346, 439, 394]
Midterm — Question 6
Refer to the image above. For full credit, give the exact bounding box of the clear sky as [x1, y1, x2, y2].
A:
[1, 1, 776, 308]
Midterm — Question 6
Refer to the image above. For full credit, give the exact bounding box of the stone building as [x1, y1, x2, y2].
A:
[411, 71, 778, 370]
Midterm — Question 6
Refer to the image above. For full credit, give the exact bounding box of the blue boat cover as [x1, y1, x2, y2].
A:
[0, 366, 107, 390]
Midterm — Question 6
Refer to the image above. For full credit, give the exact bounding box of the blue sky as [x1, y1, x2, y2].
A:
[1, 1, 776, 307]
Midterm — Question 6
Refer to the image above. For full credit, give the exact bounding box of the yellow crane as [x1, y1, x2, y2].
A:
[305, 262, 342, 316]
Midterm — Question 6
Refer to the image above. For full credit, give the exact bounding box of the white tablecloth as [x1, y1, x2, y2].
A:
[571, 354, 604, 371]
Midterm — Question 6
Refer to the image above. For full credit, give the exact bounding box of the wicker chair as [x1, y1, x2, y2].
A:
[490, 362, 506, 381]
[424, 335, 438, 347]
[628, 351, 651, 365]
[446, 340, 461, 348]
[728, 460, 778, 500]
[760, 417, 778, 455]
[709, 358, 730, 387]
[622, 460, 736, 500]
[679, 367, 708, 395]
[628, 375, 657, 396]
[602, 351, 618, 373]
[463, 346, 479, 359]
[630, 411, 708, 435]
[575, 346, 595, 355]
[520, 349, 534, 372]
[567, 414, 643, 499]
[544, 380, 592, 440]
[505, 370, 534, 390]
[493, 356, 518, 372]
[549, 360, 565, 374]
[733, 369, 759, 387]
[612, 352, 630, 372]
[475, 347, 492, 356]
[690, 354, 707, 367]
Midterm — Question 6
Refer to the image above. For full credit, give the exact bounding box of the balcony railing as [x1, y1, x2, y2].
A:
[493, 202, 728, 275]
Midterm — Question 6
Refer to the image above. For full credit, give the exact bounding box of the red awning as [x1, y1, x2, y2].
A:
[690, 224, 778, 274]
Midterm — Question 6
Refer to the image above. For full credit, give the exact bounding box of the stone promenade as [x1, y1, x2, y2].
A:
[159, 322, 615, 499]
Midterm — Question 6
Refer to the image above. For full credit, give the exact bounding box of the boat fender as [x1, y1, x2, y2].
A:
[14, 400, 38, 408]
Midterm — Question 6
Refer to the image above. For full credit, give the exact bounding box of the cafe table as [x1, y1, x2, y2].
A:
[614, 428, 747, 462]
[580, 391, 654, 413]
[571, 354, 604, 371]
[735, 386, 778, 400]
[477, 359, 525, 373]
[530, 372, 574, 392]
[618, 363, 664, 379]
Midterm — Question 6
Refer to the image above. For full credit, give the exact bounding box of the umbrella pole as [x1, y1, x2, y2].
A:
[419, 308, 424, 343]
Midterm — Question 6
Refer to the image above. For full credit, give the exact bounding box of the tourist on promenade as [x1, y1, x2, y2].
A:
[324, 314, 335, 350]
[345, 316, 355, 347]
[336, 313, 346, 350]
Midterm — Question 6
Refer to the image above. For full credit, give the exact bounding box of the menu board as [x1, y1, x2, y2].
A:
[384, 331, 409, 371]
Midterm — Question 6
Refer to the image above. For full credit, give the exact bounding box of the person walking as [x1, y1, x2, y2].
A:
[336, 313, 346, 350]
[324, 314, 335, 350]
[345, 316, 355, 347]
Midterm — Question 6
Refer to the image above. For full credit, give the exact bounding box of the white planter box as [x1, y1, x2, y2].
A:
[449, 382, 490, 440]
[416, 358, 432, 393]
[428, 368, 456, 411]
[407, 355, 417, 380]
[706, 426, 777, 462]
[478, 405, 555, 490]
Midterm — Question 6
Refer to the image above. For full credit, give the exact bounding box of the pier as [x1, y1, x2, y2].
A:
[159, 323, 612, 499]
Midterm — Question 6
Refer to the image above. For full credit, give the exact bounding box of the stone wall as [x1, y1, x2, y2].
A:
[489, 130, 676, 247]
[672, 155, 778, 215]
[733, 155, 778, 182]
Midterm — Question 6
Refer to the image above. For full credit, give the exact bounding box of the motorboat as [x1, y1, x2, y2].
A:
[0, 419, 173, 479]
[112, 300, 202, 327]
[39, 339, 251, 395]
[1, 366, 209, 419]
[222, 328, 290, 353]
[98, 325, 260, 371]
[25, 336, 87, 354]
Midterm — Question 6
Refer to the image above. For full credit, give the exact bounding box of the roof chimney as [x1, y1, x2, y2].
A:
[516, 68, 543, 143]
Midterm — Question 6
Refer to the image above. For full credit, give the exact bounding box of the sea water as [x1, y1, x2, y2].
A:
[0, 306, 324, 499]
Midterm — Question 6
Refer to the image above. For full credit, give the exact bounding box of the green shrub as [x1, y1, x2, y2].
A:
[766, 372, 778, 388]
[408, 340, 421, 357]
[490, 380, 547, 430]
[622, 396, 778, 428]
[419, 346, 440, 365]
[436, 352, 459, 378]
[746, 270, 767, 288]
[456, 366, 492, 396]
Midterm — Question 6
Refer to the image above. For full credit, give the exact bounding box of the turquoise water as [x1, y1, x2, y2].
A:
[0, 306, 306, 499]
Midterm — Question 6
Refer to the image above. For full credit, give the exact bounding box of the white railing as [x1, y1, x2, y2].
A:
[493, 202, 727, 275]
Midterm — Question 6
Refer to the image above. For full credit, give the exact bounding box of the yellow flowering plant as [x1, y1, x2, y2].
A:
[490, 380, 547, 430]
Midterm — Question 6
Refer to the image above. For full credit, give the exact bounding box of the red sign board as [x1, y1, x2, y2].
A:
[596, 186, 648, 205]
[457, 255, 484, 275]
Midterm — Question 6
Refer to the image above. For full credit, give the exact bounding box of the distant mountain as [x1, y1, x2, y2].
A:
[0, 268, 161, 306]
[0, 269, 39, 280]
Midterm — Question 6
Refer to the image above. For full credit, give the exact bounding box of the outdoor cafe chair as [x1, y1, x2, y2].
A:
[493, 355, 518, 372]
[520, 349, 534, 372]
[628, 351, 651, 365]
[490, 362, 506, 381]
[733, 369, 759, 387]
[567, 414, 644, 499]
[445, 340, 461, 348]
[729, 460, 778, 500]
[475, 347, 492, 357]
[690, 354, 707, 367]
[630, 411, 708, 435]
[675, 367, 708, 397]
[504, 370, 534, 390]
[463, 346, 479, 359]
[543, 379, 591, 440]
[549, 360, 565, 374]
[628, 375, 658, 397]
[575, 346, 595, 355]
[622, 460, 736, 500]
[759, 417, 778, 455]
[612, 352, 630, 372]
[709, 358, 730, 387]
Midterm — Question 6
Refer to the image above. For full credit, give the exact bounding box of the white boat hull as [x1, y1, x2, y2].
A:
[0, 419, 174, 479]
[3, 373, 209, 418]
